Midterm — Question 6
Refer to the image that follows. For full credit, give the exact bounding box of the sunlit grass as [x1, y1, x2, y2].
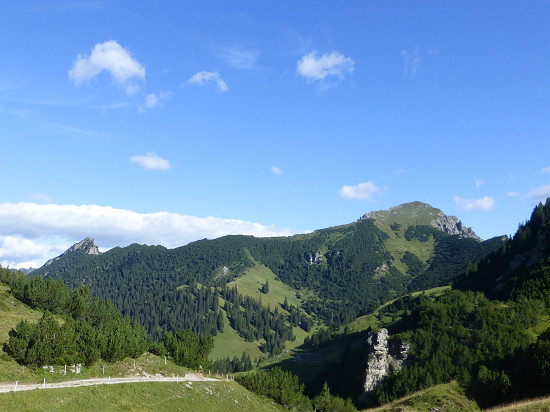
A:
[0, 380, 282, 412]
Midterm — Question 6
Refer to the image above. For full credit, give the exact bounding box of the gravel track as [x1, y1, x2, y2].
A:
[0, 374, 220, 394]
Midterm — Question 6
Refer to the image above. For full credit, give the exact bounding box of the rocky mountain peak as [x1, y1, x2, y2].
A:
[360, 201, 482, 241]
[45, 237, 100, 266]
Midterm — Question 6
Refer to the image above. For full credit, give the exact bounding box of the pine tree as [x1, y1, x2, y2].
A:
[261, 279, 270, 294]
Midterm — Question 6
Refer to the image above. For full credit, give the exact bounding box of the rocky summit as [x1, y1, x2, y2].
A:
[360, 201, 482, 241]
[45, 237, 100, 266]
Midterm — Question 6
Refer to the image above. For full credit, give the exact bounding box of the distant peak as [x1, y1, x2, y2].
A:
[360, 201, 482, 241]
[69, 237, 100, 254]
[359, 201, 439, 221]
[45, 237, 100, 266]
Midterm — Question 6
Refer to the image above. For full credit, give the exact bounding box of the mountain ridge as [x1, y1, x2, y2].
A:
[31, 201, 504, 352]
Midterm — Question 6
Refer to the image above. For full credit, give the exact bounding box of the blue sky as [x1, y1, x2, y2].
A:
[1, 1, 550, 268]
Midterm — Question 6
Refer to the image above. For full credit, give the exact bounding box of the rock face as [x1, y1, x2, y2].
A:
[360, 328, 409, 403]
[431, 213, 482, 241]
[308, 251, 323, 265]
[45, 237, 100, 266]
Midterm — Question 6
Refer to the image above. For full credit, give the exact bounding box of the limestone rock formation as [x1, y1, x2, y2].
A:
[360, 328, 409, 403]
[308, 251, 323, 265]
[431, 213, 482, 241]
[45, 237, 100, 266]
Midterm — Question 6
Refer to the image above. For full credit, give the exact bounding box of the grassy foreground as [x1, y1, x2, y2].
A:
[0, 380, 282, 412]
[364, 381, 479, 412]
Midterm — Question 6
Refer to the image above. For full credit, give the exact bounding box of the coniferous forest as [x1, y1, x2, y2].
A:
[2, 199, 550, 411]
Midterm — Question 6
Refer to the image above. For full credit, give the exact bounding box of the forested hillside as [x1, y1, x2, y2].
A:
[30, 202, 505, 358]
[0, 268, 213, 371]
[454, 198, 550, 301]
[343, 199, 550, 409]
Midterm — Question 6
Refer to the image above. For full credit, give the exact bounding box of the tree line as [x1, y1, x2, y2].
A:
[0, 267, 214, 370]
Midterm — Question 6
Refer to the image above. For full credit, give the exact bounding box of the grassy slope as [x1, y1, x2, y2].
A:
[0, 283, 281, 412]
[0, 283, 42, 344]
[0, 380, 282, 412]
[226, 251, 310, 309]
[487, 396, 550, 412]
[210, 308, 264, 361]
[0, 283, 44, 382]
[364, 381, 479, 412]
[211, 253, 318, 360]
[345, 286, 450, 333]
[368, 202, 442, 274]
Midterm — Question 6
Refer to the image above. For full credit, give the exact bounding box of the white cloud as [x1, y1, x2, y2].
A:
[394, 168, 407, 176]
[475, 179, 484, 188]
[297, 51, 354, 87]
[187, 71, 228, 92]
[0, 235, 68, 269]
[507, 191, 520, 197]
[338, 182, 380, 201]
[542, 166, 550, 174]
[271, 166, 282, 175]
[219, 46, 258, 70]
[401, 48, 420, 78]
[454, 196, 495, 211]
[69, 40, 145, 94]
[527, 184, 550, 202]
[130, 152, 170, 170]
[0, 202, 298, 268]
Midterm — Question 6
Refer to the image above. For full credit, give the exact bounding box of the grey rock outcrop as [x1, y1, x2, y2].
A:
[360, 328, 409, 403]
[308, 251, 323, 265]
[45, 237, 100, 266]
[431, 213, 482, 241]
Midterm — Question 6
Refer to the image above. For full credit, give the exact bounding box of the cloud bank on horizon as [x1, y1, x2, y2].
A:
[0, 203, 299, 269]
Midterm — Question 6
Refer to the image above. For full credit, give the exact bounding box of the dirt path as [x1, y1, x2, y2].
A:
[0, 373, 220, 394]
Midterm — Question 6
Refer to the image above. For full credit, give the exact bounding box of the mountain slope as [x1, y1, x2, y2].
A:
[340, 198, 550, 409]
[31, 202, 504, 356]
[454, 198, 550, 300]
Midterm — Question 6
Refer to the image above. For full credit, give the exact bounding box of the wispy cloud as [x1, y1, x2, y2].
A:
[297, 51, 354, 89]
[187, 71, 228, 92]
[271, 166, 282, 175]
[138, 91, 172, 113]
[219, 46, 258, 69]
[46, 122, 95, 137]
[454, 196, 495, 211]
[69, 40, 145, 95]
[129, 152, 171, 170]
[527, 184, 550, 202]
[0, 202, 298, 268]
[475, 179, 484, 188]
[542, 166, 550, 174]
[401, 47, 420, 78]
[338, 182, 380, 201]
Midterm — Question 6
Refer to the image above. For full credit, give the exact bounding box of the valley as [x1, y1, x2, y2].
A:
[1, 200, 550, 411]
